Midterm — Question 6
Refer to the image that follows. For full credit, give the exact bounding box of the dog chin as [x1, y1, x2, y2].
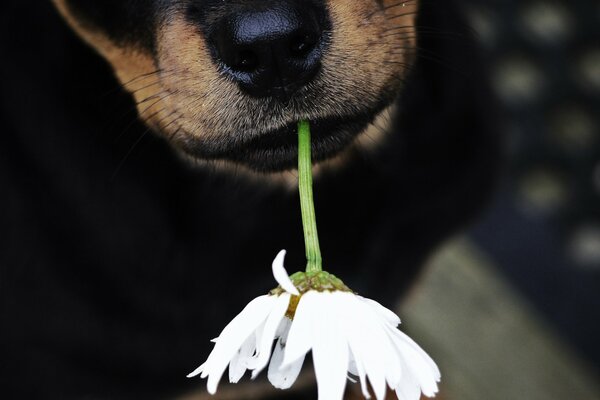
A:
[174, 105, 395, 174]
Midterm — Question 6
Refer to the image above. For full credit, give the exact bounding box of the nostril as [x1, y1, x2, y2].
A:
[289, 33, 318, 58]
[232, 49, 259, 73]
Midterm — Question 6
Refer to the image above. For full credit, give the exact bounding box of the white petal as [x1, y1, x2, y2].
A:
[249, 294, 291, 377]
[189, 295, 276, 394]
[396, 383, 421, 400]
[228, 333, 255, 383]
[253, 320, 265, 358]
[282, 291, 319, 367]
[361, 299, 406, 391]
[339, 294, 386, 399]
[272, 250, 300, 295]
[386, 327, 440, 397]
[268, 334, 305, 389]
[395, 360, 422, 400]
[348, 357, 358, 376]
[342, 293, 401, 400]
[348, 347, 370, 399]
[275, 314, 292, 338]
[312, 292, 350, 400]
[394, 329, 441, 381]
[359, 296, 401, 327]
[186, 362, 206, 378]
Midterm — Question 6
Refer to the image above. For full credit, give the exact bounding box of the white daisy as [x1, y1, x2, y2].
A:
[188, 250, 441, 400]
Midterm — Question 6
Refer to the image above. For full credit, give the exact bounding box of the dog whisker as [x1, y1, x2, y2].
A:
[115, 95, 169, 143]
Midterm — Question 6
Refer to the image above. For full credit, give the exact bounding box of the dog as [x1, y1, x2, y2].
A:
[0, 0, 498, 398]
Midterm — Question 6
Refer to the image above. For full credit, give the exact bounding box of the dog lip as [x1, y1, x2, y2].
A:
[179, 113, 375, 172]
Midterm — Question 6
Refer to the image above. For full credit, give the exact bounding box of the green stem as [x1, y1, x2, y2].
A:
[298, 120, 322, 273]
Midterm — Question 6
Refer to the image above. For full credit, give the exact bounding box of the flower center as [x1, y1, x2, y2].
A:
[271, 270, 352, 297]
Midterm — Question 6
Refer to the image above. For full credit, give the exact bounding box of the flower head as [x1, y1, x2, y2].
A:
[188, 250, 440, 400]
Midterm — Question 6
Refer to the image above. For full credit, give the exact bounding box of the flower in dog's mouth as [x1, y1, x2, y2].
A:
[187, 250, 440, 400]
[187, 121, 441, 399]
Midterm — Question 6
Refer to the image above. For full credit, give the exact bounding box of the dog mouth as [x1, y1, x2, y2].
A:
[176, 111, 378, 173]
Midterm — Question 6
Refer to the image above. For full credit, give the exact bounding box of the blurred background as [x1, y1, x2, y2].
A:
[1, 0, 598, 399]
[402, 0, 600, 398]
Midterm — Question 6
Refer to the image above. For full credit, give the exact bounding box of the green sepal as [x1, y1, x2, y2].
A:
[270, 270, 352, 295]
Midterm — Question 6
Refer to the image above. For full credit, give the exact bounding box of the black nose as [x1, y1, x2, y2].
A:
[209, 2, 328, 98]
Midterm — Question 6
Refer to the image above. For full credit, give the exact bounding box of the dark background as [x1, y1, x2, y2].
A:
[459, 0, 600, 369]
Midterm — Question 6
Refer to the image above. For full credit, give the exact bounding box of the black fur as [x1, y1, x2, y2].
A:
[65, 0, 159, 50]
[0, 1, 498, 398]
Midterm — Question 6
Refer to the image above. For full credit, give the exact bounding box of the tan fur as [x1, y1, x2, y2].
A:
[52, 0, 419, 175]
[52, 0, 167, 128]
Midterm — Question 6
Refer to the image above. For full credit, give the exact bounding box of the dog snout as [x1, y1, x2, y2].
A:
[208, 1, 329, 99]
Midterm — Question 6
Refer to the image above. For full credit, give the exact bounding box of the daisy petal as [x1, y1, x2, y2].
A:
[386, 328, 440, 397]
[395, 360, 422, 400]
[253, 320, 266, 359]
[275, 314, 292, 338]
[312, 292, 350, 400]
[349, 350, 370, 399]
[228, 333, 255, 383]
[396, 385, 422, 400]
[249, 294, 291, 377]
[343, 294, 398, 400]
[196, 295, 277, 394]
[394, 329, 441, 380]
[272, 250, 300, 295]
[282, 291, 317, 367]
[359, 296, 401, 327]
[268, 336, 305, 389]
[186, 362, 206, 378]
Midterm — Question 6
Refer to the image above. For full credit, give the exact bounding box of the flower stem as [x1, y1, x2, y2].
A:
[298, 120, 322, 273]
